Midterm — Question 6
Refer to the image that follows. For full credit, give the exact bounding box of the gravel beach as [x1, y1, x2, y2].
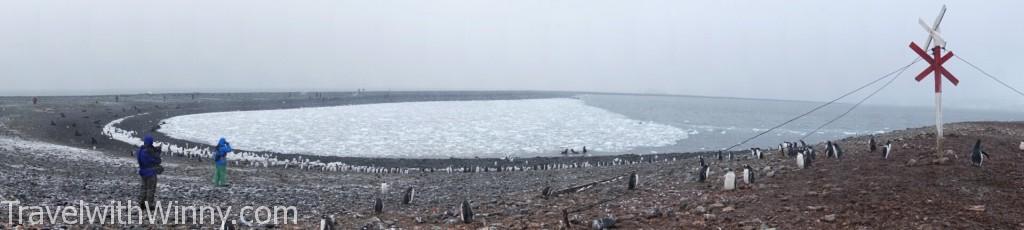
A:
[2, 92, 1023, 229]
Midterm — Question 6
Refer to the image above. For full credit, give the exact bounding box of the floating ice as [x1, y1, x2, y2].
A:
[159, 99, 689, 158]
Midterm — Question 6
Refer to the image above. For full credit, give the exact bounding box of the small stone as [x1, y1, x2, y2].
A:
[693, 206, 707, 214]
[710, 203, 725, 209]
[722, 206, 735, 212]
[591, 217, 616, 230]
[703, 214, 717, 220]
[806, 206, 825, 211]
[906, 159, 918, 166]
[822, 214, 836, 222]
[767, 171, 776, 177]
[966, 205, 985, 212]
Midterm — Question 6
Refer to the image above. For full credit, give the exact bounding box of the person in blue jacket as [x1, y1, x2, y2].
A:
[213, 138, 232, 186]
[136, 135, 163, 209]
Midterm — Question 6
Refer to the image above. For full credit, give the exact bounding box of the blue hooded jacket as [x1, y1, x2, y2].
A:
[214, 138, 232, 166]
[136, 135, 162, 177]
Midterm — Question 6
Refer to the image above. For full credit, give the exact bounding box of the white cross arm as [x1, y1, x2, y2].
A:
[919, 18, 946, 48]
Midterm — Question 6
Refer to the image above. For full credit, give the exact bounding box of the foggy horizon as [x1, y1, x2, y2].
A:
[2, 0, 1022, 110]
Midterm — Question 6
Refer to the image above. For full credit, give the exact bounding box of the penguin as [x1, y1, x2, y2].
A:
[319, 215, 334, 230]
[717, 151, 723, 161]
[971, 139, 990, 167]
[50, 120, 56, 126]
[824, 141, 835, 158]
[869, 137, 877, 152]
[570, 148, 578, 154]
[583, 146, 588, 154]
[373, 198, 383, 215]
[460, 200, 474, 224]
[698, 155, 707, 168]
[882, 141, 892, 159]
[402, 187, 415, 205]
[743, 165, 755, 184]
[697, 165, 710, 183]
[729, 151, 735, 161]
[628, 172, 639, 190]
[1019, 141, 1024, 151]
[561, 149, 568, 155]
[833, 143, 843, 160]
[797, 152, 806, 169]
[723, 169, 737, 190]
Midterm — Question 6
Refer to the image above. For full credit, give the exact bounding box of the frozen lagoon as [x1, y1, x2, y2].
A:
[159, 98, 689, 158]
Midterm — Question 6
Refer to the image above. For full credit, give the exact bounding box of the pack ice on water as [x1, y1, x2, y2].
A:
[159, 98, 689, 158]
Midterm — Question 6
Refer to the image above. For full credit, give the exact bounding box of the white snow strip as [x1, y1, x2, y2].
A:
[0, 136, 132, 166]
[159, 98, 689, 158]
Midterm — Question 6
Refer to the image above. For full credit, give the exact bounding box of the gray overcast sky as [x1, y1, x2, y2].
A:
[1, 0, 1022, 109]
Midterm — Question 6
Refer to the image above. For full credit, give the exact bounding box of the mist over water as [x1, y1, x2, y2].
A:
[580, 94, 1024, 153]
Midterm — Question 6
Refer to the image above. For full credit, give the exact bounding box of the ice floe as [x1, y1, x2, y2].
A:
[158, 99, 689, 158]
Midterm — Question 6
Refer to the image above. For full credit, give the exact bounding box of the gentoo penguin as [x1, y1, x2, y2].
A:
[628, 172, 639, 190]
[319, 215, 334, 230]
[402, 187, 415, 205]
[869, 137, 877, 152]
[825, 141, 835, 158]
[881, 141, 892, 159]
[561, 149, 568, 155]
[460, 200, 474, 223]
[373, 198, 383, 215]
[729, 151, 735, 161]
[698, 156, 707, 168]
[833, 143, 843, 160]
[971, 139, 990, 167]
[570, 148, 578, 154]
[797, 152, 806, 169]
[723, 170, 736, 191]
[743, 165, 755, 184]
[583, 146, 588, 154]
[697, 165, 710, 183]
[717, 151, 723, 161]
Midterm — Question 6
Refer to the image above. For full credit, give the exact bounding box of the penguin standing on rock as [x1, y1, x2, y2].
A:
[869, 137, 877, 152]
[697, 165, 710, 183]
[742, 165, 755, 184]
[971, 139, 990, 167]
[881, 141, 892, 159]
[460, 200, 474, 224]
[833, 143, 843, 160]
[717, 151, 723, 161]
[825, 141, 835, 158]
[797, 151, 807, 169]
[698, 156, 707, 168]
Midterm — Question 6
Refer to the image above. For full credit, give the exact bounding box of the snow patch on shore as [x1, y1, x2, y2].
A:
[159, 98, 689, 158]
[0, 136, 132, 166]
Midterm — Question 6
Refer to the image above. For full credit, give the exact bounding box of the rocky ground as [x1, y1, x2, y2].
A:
[1, 93, 1023, 229]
